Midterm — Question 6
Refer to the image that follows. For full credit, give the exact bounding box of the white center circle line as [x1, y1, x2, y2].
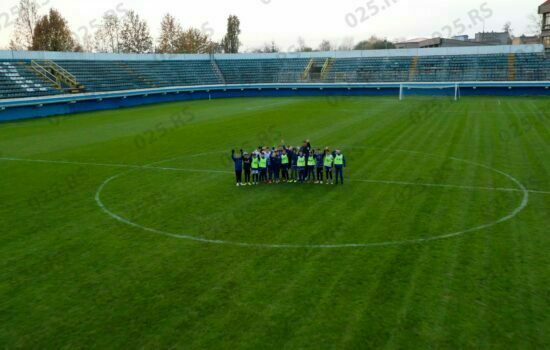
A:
[93, 149, 530, 249]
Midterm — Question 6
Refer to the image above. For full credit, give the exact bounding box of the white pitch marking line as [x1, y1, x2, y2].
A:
[519, 189, 550, 195]
[244, 101, 290, 111]
[93, 152, 530, 248]
[349, 178, 529, 194]
[1, 156, 548, 195]
[0, 156, 142, 169]
[0, 152, 531, 248]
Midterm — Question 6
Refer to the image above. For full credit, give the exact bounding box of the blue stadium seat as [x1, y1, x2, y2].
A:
[0, 61, 60, 99]
[0, 52, 548, 100]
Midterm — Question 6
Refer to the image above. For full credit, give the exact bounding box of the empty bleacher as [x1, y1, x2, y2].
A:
[0, 51, 548, 100]
[55, 60, 222, 92]
[216, 58, 310, 84]
[0, 61, 59, 99]
[324, 53, 547, 83]
[325, 57, 412, 83]
[514, 52, 549, 81]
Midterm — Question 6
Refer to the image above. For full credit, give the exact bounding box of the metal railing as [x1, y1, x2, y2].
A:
[30, 60, 82, 91]
[30, 61, 61, 89]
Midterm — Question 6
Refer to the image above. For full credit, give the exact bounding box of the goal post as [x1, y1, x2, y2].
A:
[399, 83, 460, 101]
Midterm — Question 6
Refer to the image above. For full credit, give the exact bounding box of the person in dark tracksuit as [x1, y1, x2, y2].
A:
[291, 148, 299, 182]
[300, 140, 311, 180]
[300, 140, 311, 158]
[268, 152, 275, 183]
[315, 149, 324, 184]
[283, 145, 297, 182]
[242, 152, 252, 185]
[231, 149, 243, 186]
[334, 150, 346, 185]
[272, 150, 281, 183]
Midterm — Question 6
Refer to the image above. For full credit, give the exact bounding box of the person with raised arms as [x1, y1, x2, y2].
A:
[231, 141, 345, 186]
[231, 149, 244, 186]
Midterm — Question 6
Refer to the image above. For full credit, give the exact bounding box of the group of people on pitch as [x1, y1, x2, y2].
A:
[231, 140, 346, 186]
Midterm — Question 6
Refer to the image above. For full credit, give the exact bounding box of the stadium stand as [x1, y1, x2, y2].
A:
[0, 46, 549, 100]
[216, 58, 310, 84]
[0, 61, 59, 99]
[54, 60, 223, 92]
[324, 57, 413, 83]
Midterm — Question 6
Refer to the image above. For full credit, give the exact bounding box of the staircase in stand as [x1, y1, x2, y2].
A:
[302, 58, 329, 82]
[302, 59, 314, 81]
[210, 58, 226, 84]
[321, 58, 335, 80]
[30, 60, 85, 93]
[507, 54, 516, 81]
[409, 56, 419, 82]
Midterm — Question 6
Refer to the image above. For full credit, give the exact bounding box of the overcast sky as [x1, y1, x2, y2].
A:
[0, 0, 544, 50]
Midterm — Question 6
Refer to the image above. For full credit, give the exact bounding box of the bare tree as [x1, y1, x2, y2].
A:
[9, 0, 41, 50]
[503, 21, 513, 37]
[252, 41, 279, 53]
[157, 14, 182, 54]
[81, 33, 95, 52]
[119, 10, 153, 53]
[94, 14, 122, 53]
[527, 13, 542, 36]
[296, 37, 312, 52]
[338, 37, 355, 51]
[318, 39, 333, 52]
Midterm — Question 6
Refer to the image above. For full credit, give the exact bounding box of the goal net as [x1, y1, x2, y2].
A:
[399, 84, 460, 101]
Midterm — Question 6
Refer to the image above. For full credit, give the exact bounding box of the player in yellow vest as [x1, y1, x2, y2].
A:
[251, 153, 260, 185]
[334, 150, 346, 185]
[306, 150, 317, 183]
[297, 151, 306, 183]
[259, 153, 268, 183]
[281, 149, 290, 182]
[324, 149, 334, 185]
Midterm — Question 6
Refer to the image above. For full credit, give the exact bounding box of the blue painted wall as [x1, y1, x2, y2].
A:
[1, 84, 549, 122]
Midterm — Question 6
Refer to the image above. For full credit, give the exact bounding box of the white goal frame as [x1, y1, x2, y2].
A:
[399, 83, 460, 101]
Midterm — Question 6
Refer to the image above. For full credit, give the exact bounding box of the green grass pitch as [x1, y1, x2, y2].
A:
[0, 96, 549, 348]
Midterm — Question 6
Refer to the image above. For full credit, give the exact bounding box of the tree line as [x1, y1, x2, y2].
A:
[8, 0, 241, 54]
[6, 0, 401, 54]
[251, 36, 396, 53]
[6, 0, 545, 54]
